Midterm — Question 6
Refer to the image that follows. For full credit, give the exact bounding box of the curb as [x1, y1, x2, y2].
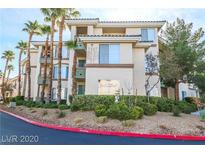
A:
[1, 109, 205, 141]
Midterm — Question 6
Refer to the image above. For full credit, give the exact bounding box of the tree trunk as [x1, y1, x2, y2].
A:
[175, 80, 179, 101]
[1, 60, 8, 103]
[57, 17, 64, 104]
[41, 35, 49, 102]
[22, 66, 27, 97]
[72, 51, 77, 95]
[27, 34, 33, 100]
[47, 18, 55, 103]
[18, 51, 22, 96]
[6, 70, 11, 83]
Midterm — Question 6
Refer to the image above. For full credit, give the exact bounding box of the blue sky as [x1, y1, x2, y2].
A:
[0, 8, 205, 78]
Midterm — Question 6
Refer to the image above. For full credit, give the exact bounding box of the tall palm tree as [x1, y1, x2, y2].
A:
[56, 8, 80, 104]
[1, 50, 15, 103]
[40, 25, 52, 102]
[16, 41, 27, 96]
[6, 64, 14, 83]
[66, 40, 78, 95]
[23, 20, 41, 100]
[40, 8, 60, 103]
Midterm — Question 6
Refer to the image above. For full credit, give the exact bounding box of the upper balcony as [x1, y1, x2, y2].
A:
[38, 75, 49, 85]
[76, 67, 85, 79]
[40, 57, 51, 64]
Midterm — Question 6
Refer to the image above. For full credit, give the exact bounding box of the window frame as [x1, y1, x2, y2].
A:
[141, 28, 155, 42]
[99, 43, 120, 64]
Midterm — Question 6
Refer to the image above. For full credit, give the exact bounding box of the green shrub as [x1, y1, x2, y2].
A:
[172, 105, 181, 117]
[15, 96, 24, 101]
[96, 116, 108, 123]
[43, 103, 58, 109]
[157, 98, 176, 112]
[71, 95, 115, 111]
[58, 111, 66, 118]
[131, 106, 144, 119]
[107, 103, 121, 119]
[178, 101, 197, 114]
[95, 104, 107, 117]
[58, 104, 70, 110]
[139, 103, 157, 116]
[16, 100, 24, 106]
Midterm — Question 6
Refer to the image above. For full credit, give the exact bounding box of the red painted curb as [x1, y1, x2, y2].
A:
[1, 109, 205, 141]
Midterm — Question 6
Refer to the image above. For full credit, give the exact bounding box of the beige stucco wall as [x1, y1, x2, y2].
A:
[126, 28, 141, 35]
[85, 68, 133, 95]
[86, 43, 133, 64]
[133, 48, 146, 95]
[145, 75, 161, 97]
[93, 28, 103, 35]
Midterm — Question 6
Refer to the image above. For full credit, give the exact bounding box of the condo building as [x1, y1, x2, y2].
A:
[21, 18, 166, 103]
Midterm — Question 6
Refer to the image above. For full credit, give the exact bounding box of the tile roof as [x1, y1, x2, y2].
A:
[78, 34, 141, 37]
[66, 18, 166, 23]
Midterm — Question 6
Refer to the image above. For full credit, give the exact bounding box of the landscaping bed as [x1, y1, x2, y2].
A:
[1, 104, 205, 136]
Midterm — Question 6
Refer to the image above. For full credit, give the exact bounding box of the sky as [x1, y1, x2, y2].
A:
[0, 8, 205, 78]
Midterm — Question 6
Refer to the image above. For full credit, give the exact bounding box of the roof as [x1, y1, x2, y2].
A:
[66, 18, 166, 23]
[66, 18, 166, 28]
[78, 34, 141, 37]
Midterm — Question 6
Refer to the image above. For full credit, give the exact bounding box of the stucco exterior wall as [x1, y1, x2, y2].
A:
[85, 68, 133, 95]
[93, 28, 103, 35]
[133, 48, 146, 95]
[126, 28, 141, 35]
[86, 43, 133, 64]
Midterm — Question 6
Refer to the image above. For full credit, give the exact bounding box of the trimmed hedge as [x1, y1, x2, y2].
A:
[70, 95, 115, 111]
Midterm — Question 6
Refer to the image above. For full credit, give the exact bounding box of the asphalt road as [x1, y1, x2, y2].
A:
[0, 112, 205, 145]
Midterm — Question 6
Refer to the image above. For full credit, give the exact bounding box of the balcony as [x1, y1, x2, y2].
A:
[38, 75, 49, 85]
[40, 57, 51, 64]
[76, 67, 85, 79]
[74, 42, 86, 50]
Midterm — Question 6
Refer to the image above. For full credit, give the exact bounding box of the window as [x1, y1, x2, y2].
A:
[78, 59, 86, 67]
[99, 44, 120, 64]
[54, 46, 69, 59]
[53, 65, 69, 79]
[51, 88, 68, 100]
[77, 85, 85, 95]
[98, 80, 120, 95]
[51, 88, 56, 100]
[62, 46, 69, 58]
[141, 28, 155, 41]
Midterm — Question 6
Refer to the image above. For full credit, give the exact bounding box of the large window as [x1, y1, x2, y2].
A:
[54, 46, 69, 59]
[52, 88, 68, 100]
[53, 65, 69, 79]
[141, 28, 155, 42]
[99, 44, 120, 64]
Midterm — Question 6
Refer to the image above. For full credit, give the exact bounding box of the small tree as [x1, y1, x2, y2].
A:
[145, 53, 160, 103]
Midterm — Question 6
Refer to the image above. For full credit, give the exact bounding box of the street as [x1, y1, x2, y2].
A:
[0, 112, 204, 145]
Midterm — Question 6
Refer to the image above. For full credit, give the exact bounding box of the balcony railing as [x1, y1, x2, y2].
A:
[38, 75, 49, 85]
[76, 67, 85, 79]
[74, 42, 86, 50]
[40, 57, 51, 64]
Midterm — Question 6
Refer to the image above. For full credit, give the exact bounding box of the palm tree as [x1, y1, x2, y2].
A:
[6, 64, 14, 83]
[40, 9, 60, 103]
[66, 40, 78, 95]
[40, 25, 52, 102]
[23, 20, 41, 100]
[16, 41, 27, 96]
[1, 50, 15, 103]
[56, 8, 80, 104]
